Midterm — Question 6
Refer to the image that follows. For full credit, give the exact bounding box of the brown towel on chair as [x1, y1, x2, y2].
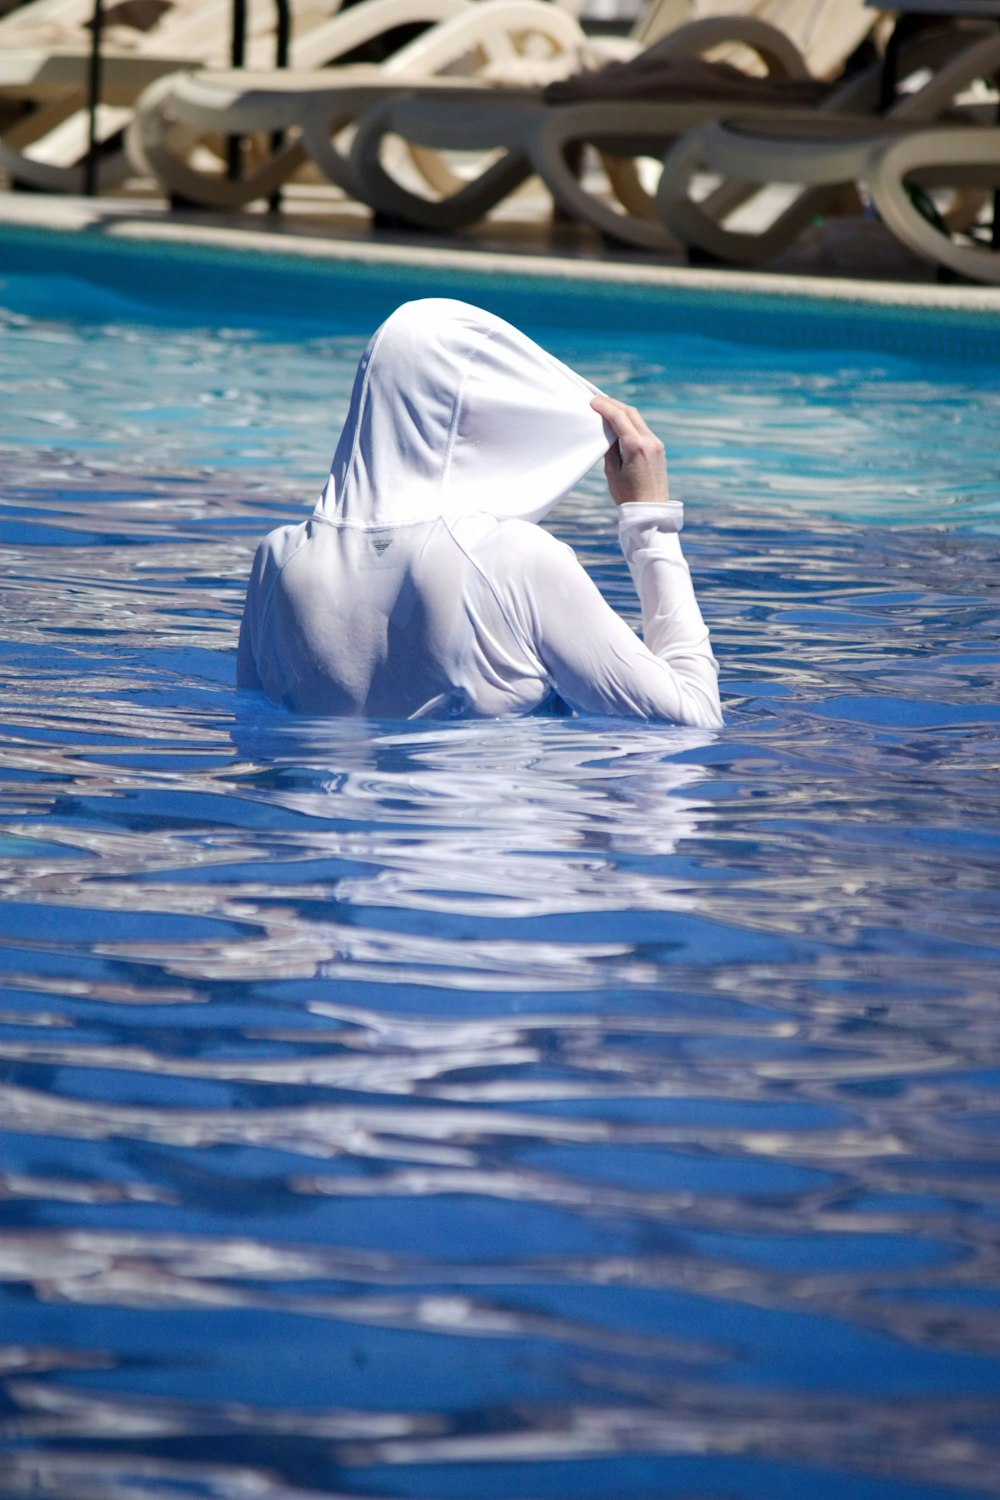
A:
[543, 53, 830, 107]
[85, 0, 173, 32]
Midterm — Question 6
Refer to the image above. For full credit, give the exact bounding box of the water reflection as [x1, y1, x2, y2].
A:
[1, 294, 999, 1499]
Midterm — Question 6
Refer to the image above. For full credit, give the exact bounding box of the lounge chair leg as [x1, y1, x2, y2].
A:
[550, 140, 583, 225]
[372, 208, 434, 232]
[686, 243, 723, 266]
[267, 129, 285, 212]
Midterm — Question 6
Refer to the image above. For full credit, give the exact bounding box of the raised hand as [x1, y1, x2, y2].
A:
[590, 393, 669, 508]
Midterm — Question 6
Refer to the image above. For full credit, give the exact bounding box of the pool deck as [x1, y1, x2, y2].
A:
[4, 178, 1000, 315]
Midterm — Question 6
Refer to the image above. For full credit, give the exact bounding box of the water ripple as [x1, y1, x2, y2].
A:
[0, 288, 999, 1499]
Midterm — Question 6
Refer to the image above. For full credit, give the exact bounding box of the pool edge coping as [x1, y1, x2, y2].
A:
[5, 192, 1000, 317]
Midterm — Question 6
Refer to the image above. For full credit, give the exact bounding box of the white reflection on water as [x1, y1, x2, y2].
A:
[1, 296, 1000, 1500]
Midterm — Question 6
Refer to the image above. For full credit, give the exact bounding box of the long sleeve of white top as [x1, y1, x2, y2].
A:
[491, 501, 722, 728]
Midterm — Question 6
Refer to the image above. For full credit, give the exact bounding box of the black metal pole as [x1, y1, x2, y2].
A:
[227, 0, 248, 180]
[275, 0, 291, 70]
[84, 0, 105, 195]
[993, 31, 1000, 250]
[268, 0, 291, 211]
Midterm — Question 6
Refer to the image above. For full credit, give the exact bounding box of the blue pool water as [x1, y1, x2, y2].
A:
[1, 228, 1000, 1500]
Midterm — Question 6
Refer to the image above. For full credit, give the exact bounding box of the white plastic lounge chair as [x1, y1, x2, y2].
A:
[866, 124, 1000, 284]
[346, 14, 816, 232]
[1, 0, 315, 188]
[337, 0, 890, 239]
[0, 0, 203, 137]
[356, 12, 990, 248]
[127, 7, 836, 225]
[0, 0, 536, 190]
[654, 27, 1000, 267]
[122, 0, 696, 208]
[125, 0, 587, 207]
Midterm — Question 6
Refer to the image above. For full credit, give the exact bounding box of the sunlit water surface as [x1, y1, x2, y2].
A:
[1, 251, 1000, 1500]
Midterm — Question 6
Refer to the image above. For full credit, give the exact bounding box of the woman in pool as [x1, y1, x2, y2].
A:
[237, 298, 722, 727]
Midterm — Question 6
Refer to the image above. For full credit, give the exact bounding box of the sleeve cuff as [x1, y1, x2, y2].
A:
[617, 501, 684, 549]
[617, 501, 684, 529]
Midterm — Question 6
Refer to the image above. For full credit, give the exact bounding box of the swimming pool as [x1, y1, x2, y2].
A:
[1, 225, 1000, 1500]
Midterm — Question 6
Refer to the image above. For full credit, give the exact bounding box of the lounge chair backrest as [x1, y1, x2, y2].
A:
[667, 0, 885, 80]
[632, 0, 693, 46]
[0, 0, 345, 54]
[0, 0, 111, 42]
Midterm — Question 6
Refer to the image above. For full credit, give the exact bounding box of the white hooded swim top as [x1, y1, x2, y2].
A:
[237, 299, 722, 726]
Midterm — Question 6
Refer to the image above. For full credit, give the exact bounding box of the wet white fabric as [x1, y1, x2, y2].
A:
[238, 299, 722, 726]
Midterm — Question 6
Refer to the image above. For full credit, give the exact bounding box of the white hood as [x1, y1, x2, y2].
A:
[315, 298, 613, 529]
